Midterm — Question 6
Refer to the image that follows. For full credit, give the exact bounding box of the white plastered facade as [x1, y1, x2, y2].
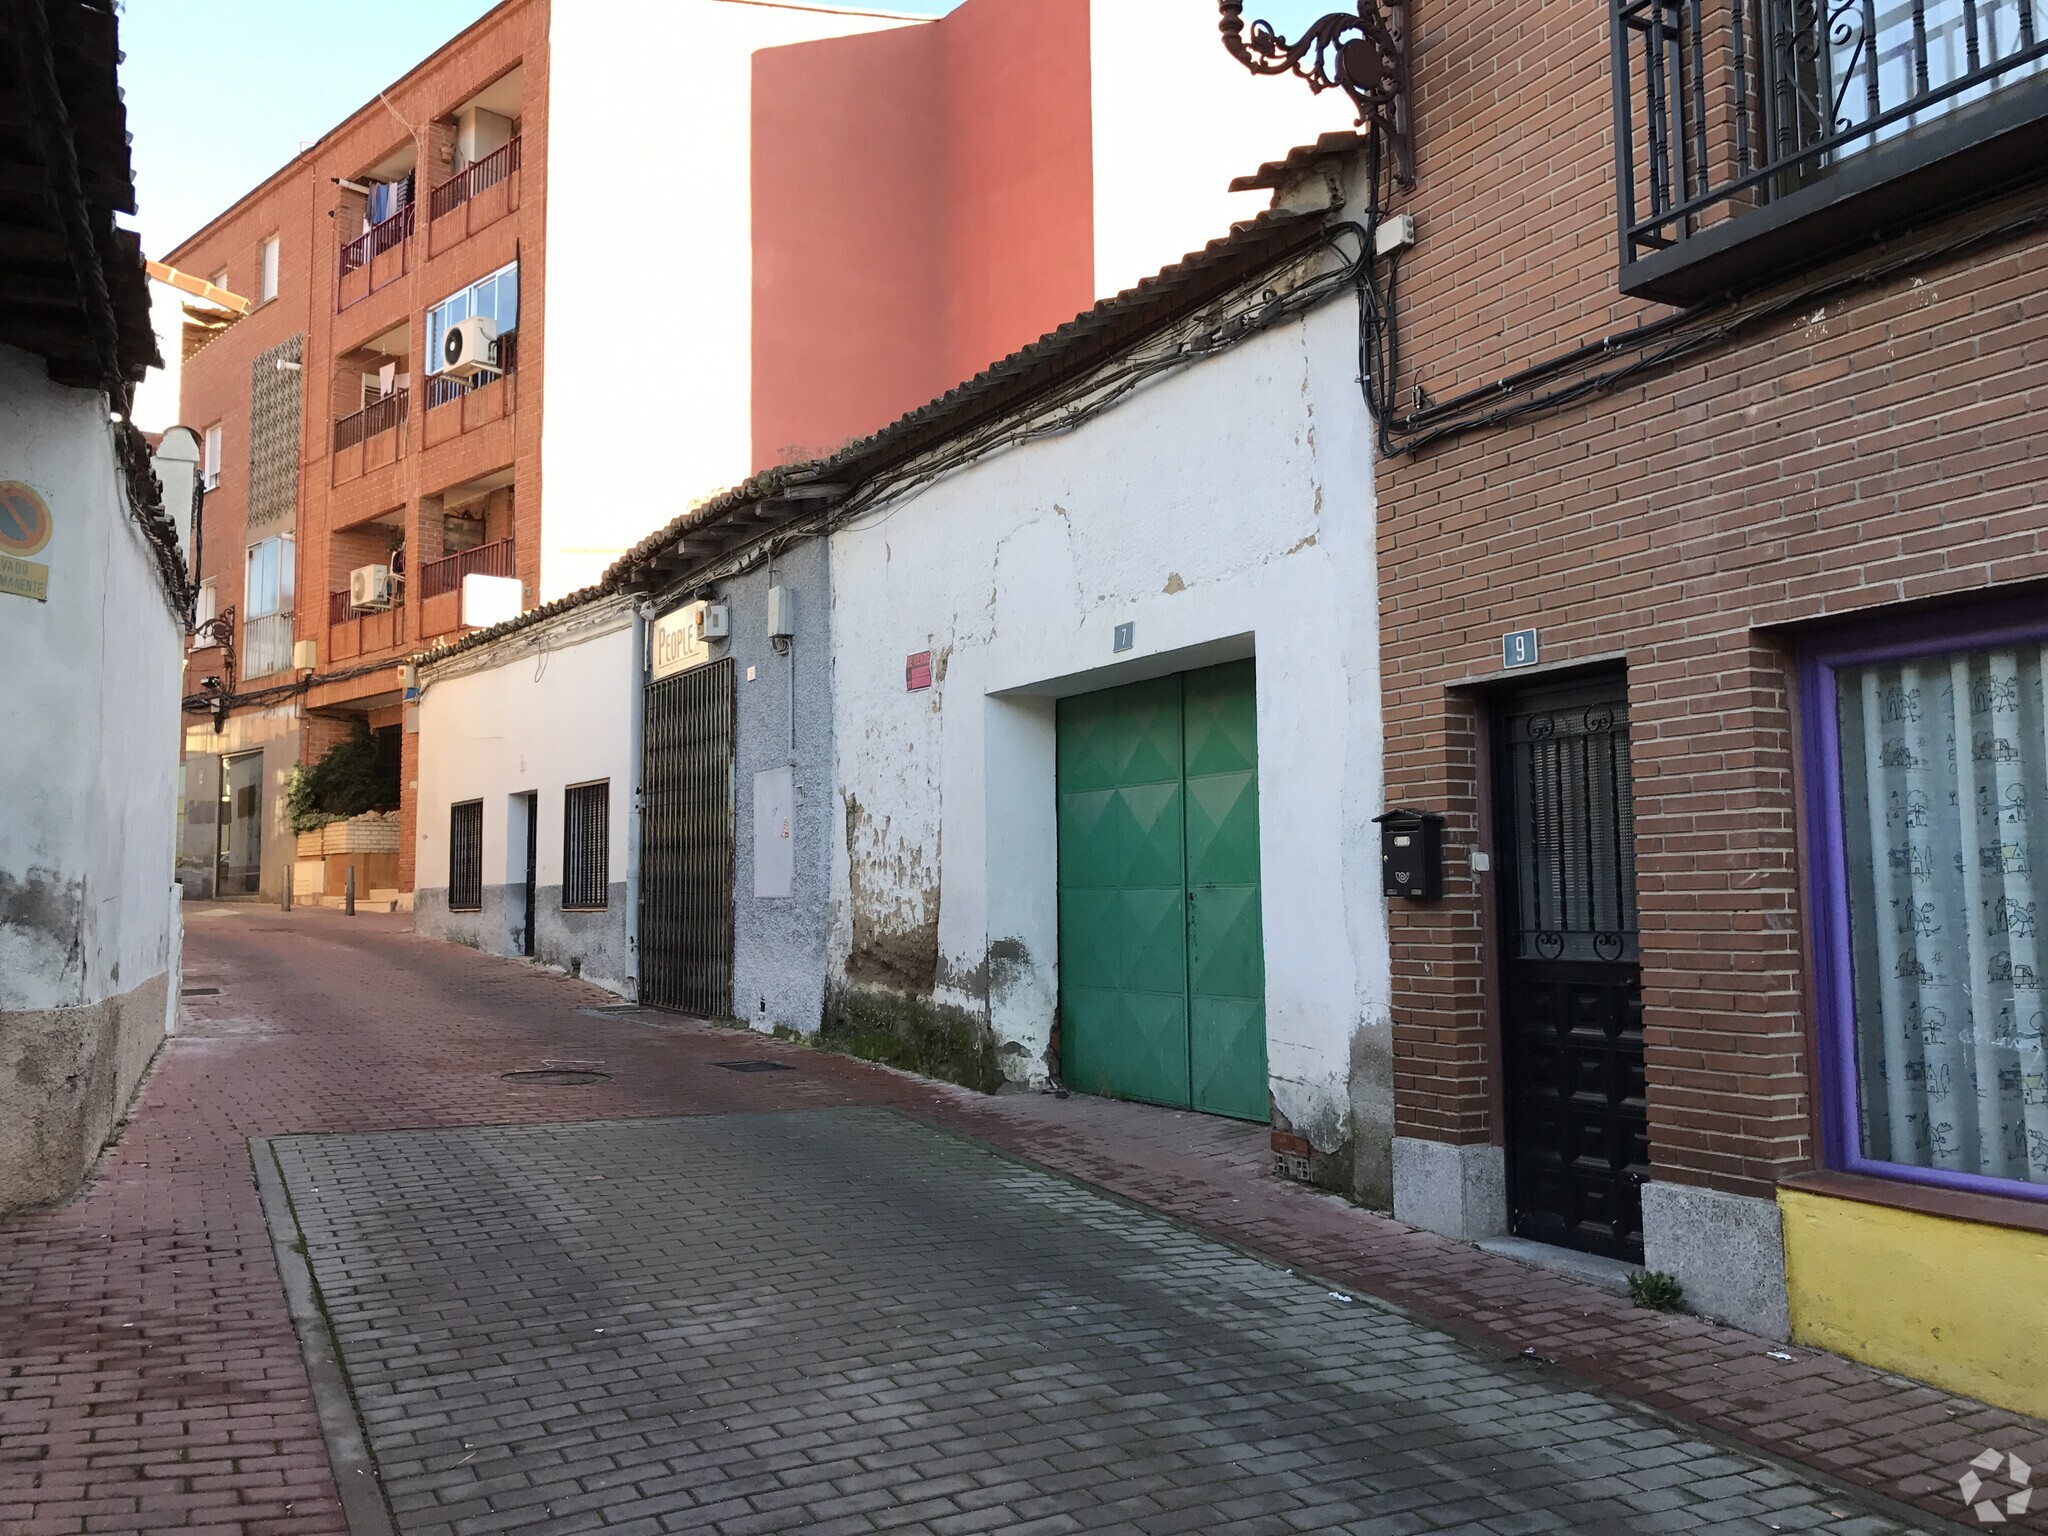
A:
[824, 244, 1395, 1196]
[0, 343, 183, 1212]
[413, 595, 641, 996]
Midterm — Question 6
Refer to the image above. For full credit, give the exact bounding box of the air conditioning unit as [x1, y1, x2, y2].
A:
[441, 315, 499, 379]
[350, 564, 394, 610]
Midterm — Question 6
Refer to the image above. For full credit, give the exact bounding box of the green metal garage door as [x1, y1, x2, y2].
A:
[1057, 660, 1267, 1122]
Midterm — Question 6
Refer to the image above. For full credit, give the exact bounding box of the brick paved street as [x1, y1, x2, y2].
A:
[273, 1107, 1927, 1536]
[1, 907, 2042, 1534]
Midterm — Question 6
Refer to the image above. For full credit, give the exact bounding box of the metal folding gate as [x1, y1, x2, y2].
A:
[638, 658, 736, 1016]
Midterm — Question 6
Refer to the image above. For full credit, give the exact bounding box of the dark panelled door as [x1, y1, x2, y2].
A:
[639, 659, 735, 1016]
[1494, 674, 1648, 1261]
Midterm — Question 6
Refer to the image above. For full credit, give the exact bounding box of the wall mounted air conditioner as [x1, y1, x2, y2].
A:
[349, 564, 394, 610]
[442, 315, 499, 380]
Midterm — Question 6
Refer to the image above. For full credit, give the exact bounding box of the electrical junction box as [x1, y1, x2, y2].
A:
[700, 602, 730, 641]
[766, 585, 793, 641]
[1374, 213, 1417, 257]
[1374, 808, 1444, 901]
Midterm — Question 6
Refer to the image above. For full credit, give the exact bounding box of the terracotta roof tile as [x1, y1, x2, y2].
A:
[1227, 130, 1371, 195]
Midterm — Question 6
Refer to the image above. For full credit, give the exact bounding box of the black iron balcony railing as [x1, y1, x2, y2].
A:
[424, 332, 518, 410]
[420, 536, 515, 600]
[333, 388, 409, 453]
[1614, 0, 2048, 298]
[429, 137, 523, 221]
[339, 202, 415, 277]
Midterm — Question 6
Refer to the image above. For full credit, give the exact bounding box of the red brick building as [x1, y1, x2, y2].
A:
[1328, 0, 2048, 1407]
[169, 0, 548, 903]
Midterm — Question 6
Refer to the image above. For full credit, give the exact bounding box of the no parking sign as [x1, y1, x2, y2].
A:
[0, 481, 53, 602]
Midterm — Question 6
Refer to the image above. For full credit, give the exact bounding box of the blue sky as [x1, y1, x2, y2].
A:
[119, 0, 1334, 260]
[118, 0, 957, 259]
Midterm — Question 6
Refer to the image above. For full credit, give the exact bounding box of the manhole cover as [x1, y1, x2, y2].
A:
[501, 1069, 611, 1086]
[180, 986, 221, 996]
[712, 1060, 794, 1074]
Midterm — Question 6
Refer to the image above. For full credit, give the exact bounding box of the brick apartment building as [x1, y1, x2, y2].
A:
[166, 0, 1346, 906]
[1308, 0, 2048, 1411]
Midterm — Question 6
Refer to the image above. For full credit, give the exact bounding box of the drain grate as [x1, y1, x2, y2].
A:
[501, 1069, 611, 1086]
[180, 986, 221, 997]
[712, 1060, 794, 1074]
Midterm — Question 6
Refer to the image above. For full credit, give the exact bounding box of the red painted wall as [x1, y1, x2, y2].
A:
[750, 0, 1095, 469]
[936, 0, 1094, 393]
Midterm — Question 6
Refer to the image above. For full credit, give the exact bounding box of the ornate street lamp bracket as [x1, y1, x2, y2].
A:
[1217, 1, 1414, 187]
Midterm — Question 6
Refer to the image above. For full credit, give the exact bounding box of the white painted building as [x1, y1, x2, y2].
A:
[0, 5, 184, 1215]
[413, 593, 640, 995]
[821, 194, 1393, 1196]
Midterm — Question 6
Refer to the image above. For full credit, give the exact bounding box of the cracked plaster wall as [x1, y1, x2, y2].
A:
[0, 344, 183, 1210]
[824, 292, 1394, 1193]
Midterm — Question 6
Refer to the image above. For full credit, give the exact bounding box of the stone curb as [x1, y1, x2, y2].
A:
[251, 1135, 399, 1536]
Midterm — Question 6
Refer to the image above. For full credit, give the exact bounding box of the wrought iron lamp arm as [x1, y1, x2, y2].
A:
[192, 605, 238, 701]
[1216, 1, 1414, 186]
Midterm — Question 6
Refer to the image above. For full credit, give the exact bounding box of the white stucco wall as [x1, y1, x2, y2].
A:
[1088, 0, 1356, 300]
[0, 343, 183, 1213]
[0, 344, 183, 1015]
[825, 283, 1392, 1189]
[539, 0, 924, 601]
[414, 599, 639, 995]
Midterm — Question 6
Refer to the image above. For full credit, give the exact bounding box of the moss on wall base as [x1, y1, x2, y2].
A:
[820, 983, 1003, 1094]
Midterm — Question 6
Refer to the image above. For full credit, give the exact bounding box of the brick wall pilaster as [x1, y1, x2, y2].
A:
[398, 721, 420, 893]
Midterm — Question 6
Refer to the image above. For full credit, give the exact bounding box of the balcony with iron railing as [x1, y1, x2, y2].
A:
[327, 585, 408, 662]
[418, 535, 518, 641]
[424, 331, 518, 411]
[331, 387, 409, 492]
[333, 387, 409, 454]
[420, 535, 516, 599]
[430, 137, 522, 220]
[338, 203, 416, 310]
[1612, 0, 2048, 301]
[425, 138, 524, 258]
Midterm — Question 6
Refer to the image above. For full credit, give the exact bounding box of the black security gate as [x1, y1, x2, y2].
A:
[639, 658, 735, 1016]
[1493, 673, 1649, 1261]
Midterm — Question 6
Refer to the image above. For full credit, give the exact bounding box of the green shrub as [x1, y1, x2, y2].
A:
[287, 720, 398, 832]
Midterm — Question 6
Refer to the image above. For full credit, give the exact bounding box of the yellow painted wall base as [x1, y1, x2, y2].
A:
[1780, 1188, 2048, 1419]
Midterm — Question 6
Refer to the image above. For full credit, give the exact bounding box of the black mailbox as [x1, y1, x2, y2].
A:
[1374, 809, 1444, 901]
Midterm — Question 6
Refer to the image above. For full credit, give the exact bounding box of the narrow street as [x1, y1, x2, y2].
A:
[2, 908, 2041, 1534]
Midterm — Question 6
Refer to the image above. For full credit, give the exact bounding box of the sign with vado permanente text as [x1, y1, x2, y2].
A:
[0, 480, 54, 602]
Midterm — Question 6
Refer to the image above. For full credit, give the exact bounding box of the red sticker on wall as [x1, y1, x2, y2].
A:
[905, 650, 932, 691]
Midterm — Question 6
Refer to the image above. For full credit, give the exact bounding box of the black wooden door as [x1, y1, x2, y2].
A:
[521, 794, 538, 958]
[1493, 674, 1648, 1261]
[639, 659, 735, 1017]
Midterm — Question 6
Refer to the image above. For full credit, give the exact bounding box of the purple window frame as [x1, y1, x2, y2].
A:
[1799, 599, 2048, 1206]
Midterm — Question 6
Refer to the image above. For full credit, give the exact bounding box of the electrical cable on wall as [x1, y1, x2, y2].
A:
[1349, 130, 2048, 457]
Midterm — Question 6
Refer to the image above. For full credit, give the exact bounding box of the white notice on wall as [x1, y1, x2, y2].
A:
[651, 601, 708, 679]
[754, 766, 794, 900]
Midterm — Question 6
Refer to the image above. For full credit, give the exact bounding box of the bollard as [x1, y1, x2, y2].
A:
[345, 864, 356, 917]
[281, 876, 292, 914]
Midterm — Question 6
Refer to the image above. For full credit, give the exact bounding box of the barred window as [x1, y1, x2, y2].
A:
[449, 800, 483, 911]
[563, 781, 609, 910]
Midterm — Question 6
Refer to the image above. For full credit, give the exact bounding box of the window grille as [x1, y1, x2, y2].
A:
[563, 781, 610, 910]
[449, 800, 484, 911]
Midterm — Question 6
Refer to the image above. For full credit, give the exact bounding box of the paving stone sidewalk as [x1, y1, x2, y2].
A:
[0, 906, 2041, 1534]
[266, 1107, 1930, 1536]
